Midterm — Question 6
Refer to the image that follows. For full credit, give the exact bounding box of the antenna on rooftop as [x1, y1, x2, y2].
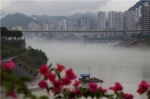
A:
[88, 67, 90, 76]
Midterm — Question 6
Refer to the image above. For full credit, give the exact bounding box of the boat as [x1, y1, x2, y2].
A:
[78, 67, 104, 83]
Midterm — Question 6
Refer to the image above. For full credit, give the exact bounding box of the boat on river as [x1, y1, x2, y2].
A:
[79, 67, 104, 83]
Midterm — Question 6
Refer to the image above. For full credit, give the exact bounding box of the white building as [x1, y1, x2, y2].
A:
[12, 25, 22, 30]
[108, 11, 115, 29]
[108, 11, 124, 30]
[48, 23, 54, 30]
[115, 12, 124, 30]
[142, 2, 150, 35]
[125, 11, 135, 30]
[97, 11, 105, 30]
[27, 21, 41, 31]
[135, 6, 142, 18]
[42, 24, 48, 31]
[78, 17, 90, 30]
[60, 19, 69, 30]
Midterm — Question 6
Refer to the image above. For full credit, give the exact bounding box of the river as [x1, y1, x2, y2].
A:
[3, 37, 150, 99]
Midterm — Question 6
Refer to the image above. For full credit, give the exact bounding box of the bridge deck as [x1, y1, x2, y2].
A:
[22, 30, 142, 33]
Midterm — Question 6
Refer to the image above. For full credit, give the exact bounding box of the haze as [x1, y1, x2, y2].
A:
[26, 37, 150, 99]
[1, 0, 139, 17]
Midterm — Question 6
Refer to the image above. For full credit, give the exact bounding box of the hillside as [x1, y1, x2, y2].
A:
[128, 0, 150, 11]
[1, 13, 40, 29]
[31, 15, 71, 24]
[70, 11, 97, 21]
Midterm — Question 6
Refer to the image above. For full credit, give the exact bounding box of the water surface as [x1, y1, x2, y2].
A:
[26, 38, 150, 99]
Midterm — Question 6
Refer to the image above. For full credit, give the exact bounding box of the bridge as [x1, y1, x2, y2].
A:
[22, 30, 142, 33]
[22, 30, 142, 40]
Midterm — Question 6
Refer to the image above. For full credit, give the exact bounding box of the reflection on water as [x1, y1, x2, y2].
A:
[18, 38, 150, 98]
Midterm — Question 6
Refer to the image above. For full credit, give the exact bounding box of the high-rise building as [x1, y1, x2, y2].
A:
[142, 2, 150, 35]
[27, 21, 41, 31]
[108, 11, 124, 30]
[48, 23, 54, 30]
[125, 11, 135, 30]
[108, 11, 115, 29]
[78, 17, 90, 30]
[60, 19, 69, 30]
[114, 12, 124, 30]
[97, 11, 105, 30]
[135, 6, 142, 18]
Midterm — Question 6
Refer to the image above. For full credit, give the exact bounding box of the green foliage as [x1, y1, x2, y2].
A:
[1, 42, 27, 59]
[1, 61, 49, 99]
[15, 46, 48, 69]
[130, 33, 150, 39]
[39, 96, 49, 99]
[1, 27, 8, 38]
[1, 27, 23, 40]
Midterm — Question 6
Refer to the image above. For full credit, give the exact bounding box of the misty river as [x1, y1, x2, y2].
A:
[25, 37, 150, 99]
[2, 37, 150, 99]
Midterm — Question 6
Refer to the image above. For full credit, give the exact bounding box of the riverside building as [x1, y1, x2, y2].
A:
[142, 2, 150, 35]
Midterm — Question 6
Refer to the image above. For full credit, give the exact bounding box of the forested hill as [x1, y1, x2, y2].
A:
[128, 0, 150, 11]
[1, 13, 40, 29]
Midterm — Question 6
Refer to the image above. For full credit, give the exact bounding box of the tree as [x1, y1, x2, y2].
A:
[18, 31, 23, 40]
[0, 27, 8, 39]
[10, 30, 16, 40]
[5, 30, 11, 40]
[130, 33, 137, 38]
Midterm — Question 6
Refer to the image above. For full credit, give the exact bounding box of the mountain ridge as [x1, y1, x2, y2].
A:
[1, 13, 40, 29]
[128, 0, 150, 11]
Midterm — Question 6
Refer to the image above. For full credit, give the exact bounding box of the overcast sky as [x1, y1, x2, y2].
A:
[1, 0, 139, 17]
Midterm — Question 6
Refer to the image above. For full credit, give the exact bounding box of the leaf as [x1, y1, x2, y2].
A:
[55, 70, 61, 79]
[96, 92, 100, 99]
[20, 76, 31, 82]
[147, 90, 150, 96]
[106, 94, 114, 99]
[3, 82, 11, 92]
[54, 92, 60, 96]
[39, 95, 49, 99]
[90, 92, 95, 98]
[55, 95, 62, 99]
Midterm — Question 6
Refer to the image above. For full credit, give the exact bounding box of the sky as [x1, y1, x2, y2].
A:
[1, 0, 139, 17]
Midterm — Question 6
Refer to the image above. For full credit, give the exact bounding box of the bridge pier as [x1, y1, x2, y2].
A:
[123, 31, 127, 40]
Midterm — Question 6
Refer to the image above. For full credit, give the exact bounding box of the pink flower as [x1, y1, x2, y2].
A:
[89, 82, 98, 92]
[38, 80, 48, 88]
[115, 82, 123, 91]
[123, 93, 134, 99]
[99, 86, 107, 94]
[66, 68, 76, 80]
[73, 80, 81, 88]
[137, 80, 149, 94]
[4, 60, 15, 70]
[73, 88, 82, 96]
[109, 82, 123, 92]
[6, 84, 17, 99]
[38, 64, 49, 75]
[66, 88, 71, 92]
[57, 64, 65, 72]
[109, 87, 117, 92]
[61, 77, 71, 85]
[0, 61, 2, 66]
[52, 80, 63, 93]
[45, 72, 56, 82]
[6, 91, 17, 99]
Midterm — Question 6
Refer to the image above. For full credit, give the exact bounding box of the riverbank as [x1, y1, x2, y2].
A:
[126, 38, 150, 49]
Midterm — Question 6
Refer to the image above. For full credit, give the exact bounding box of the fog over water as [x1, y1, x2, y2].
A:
[26, 37, 150, 99]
